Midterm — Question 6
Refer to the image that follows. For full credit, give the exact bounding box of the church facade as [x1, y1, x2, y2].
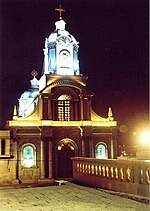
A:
[0, 9, 117, 185]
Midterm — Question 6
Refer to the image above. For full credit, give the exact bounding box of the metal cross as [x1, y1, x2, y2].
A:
[31, 70, 38, 77]
[55, 4, 65, 18]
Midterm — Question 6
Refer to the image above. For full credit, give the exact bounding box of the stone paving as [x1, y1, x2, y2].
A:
[0, 182, 149, 211]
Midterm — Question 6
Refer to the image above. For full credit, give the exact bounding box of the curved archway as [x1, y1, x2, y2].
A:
[57, 138, 77, 178]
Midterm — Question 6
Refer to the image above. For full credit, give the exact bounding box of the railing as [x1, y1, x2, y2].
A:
[71, 157, 150, 198]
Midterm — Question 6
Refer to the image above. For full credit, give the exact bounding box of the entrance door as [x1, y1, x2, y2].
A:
[57, 140, 75, 178]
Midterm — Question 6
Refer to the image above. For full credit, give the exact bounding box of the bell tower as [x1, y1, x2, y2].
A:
[43, 4, 79, 76]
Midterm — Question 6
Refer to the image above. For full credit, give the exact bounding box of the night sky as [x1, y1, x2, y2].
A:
[0, 0, 149, 133]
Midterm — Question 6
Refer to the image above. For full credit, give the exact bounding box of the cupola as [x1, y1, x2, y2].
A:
[18, 70, 39, 117]
[42, 5, 80, 76]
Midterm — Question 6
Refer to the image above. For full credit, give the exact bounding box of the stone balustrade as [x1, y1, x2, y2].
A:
[71, 157, 150, 197]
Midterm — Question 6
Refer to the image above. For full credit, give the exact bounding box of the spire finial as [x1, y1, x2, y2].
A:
[108, 107, 114, 121]
[55, 4, 65, 19]
[13, 105, 17, 120]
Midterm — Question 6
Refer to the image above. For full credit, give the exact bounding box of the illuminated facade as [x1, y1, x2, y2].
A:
[0, 10, 117, 185]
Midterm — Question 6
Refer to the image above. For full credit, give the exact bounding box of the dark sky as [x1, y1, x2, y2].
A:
[0, 0, 149, 131]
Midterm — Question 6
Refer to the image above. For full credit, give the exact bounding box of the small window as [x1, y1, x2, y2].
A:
[1, 139, 5, 155]
[22, 145, 36, 167]
[95, 143, 108, 159]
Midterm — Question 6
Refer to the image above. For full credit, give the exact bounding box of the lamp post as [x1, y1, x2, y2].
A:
[136, 130, 150, 160]
[139, 131, 150, 145]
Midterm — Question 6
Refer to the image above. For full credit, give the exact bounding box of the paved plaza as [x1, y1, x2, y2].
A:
[0, 182, 149, 211]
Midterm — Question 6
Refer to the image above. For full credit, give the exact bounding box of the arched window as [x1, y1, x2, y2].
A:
[1, 139, 5, 155]
[95, 143, 108, 159]
[58, 94, 71, 121]
[22, 144, 36, 167]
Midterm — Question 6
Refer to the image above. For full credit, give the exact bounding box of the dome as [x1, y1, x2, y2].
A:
[20, 75, 39, 99]
[20, 88, 39, 99]
[18, 87, 39, 117]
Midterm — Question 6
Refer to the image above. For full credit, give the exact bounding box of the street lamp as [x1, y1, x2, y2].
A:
[136, 129, 150, 160]
[139, 131, 150, 145]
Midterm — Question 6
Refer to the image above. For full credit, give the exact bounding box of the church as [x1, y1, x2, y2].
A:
[0, 5, 117, 185]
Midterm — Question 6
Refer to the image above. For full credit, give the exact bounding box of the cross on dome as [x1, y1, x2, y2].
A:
[55, 4, 65, 18]
[31, 70, 38, 78]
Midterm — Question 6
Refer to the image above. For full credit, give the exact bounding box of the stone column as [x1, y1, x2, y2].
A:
[6, 139, 10, 156]
[48, 95, 52, 120]
[89, 139, 94, 158]
[52, 99, 57, 120]
[40, 95, 44, 119]
[79, 95, 84, 120]
[14, 140, 18, 180]
[110, 128, 117, 159]
[0, 140, 1, 156]
[44, 47, 48, 73]
[70, 100, 74, 120]
[48, 140, 53, 179]
[110, 138, 114, 159]
[113, 130, 118, 159]
[82, 136, 90, 157]
[83, 98, 88, 120]
[82, 138, 85, 157]
[43, 96, 48, 119]
[13, 139, 20, 184]
[74, 100, 78, 120]
[40, 140, 45, 179]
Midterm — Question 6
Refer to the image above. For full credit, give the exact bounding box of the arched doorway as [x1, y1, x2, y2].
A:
[57, 138, 76, 178]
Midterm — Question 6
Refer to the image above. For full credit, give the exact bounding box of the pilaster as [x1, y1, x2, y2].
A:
[48, 95, 52, 119]
[48, 139, 53, 179]
[40, 140, 45, 179]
